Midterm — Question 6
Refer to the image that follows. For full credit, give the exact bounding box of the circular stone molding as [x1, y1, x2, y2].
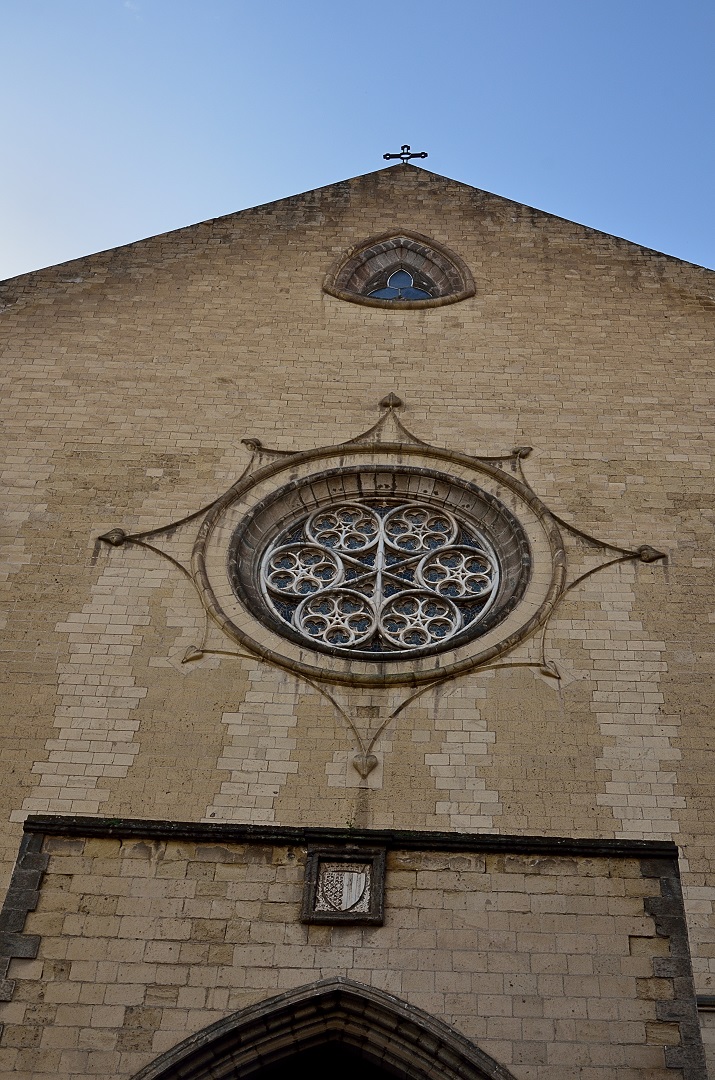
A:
[229, 470, 528, 661]
[193, 446, 565, 687]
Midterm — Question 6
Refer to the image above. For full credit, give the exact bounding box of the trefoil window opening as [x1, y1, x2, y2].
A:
[368, 269, 433, 301]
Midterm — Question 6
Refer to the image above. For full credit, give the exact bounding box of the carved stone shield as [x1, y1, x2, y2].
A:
[318, 868, 368, 912]
[302, 849, 385, 924]
[312, 860, 372, 914]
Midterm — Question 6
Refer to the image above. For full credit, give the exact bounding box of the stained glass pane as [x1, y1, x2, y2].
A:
[368, 287, 399, 299]
[366, 268, 433, 302]
[387, 269, 413, 288]
[400, 287, 431, 300]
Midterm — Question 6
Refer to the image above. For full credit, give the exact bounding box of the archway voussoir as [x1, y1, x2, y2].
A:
[130, 978, 518, 1080]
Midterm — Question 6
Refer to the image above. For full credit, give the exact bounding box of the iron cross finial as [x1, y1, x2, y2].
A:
[383, 144, 428, 164]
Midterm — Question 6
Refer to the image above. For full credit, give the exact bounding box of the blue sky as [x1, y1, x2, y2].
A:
[1, 0, 713, 279]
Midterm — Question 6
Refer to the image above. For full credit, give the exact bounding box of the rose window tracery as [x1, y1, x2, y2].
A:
[260, 500, 500, 655]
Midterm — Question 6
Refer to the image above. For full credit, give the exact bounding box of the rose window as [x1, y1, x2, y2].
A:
[260, 500, 500, 656]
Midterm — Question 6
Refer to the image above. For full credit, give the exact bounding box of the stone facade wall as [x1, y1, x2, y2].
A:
[701, 1012, 715, 1078]
[1, 163, 714, 1069]
[0, 825, 705, 1079]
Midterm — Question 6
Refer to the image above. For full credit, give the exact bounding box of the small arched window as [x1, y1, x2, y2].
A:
[323, 231, 475, 310]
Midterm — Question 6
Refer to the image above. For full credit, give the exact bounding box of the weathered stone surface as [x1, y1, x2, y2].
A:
[1, 162, 714, 1077]
[0, 830, 706, 1078]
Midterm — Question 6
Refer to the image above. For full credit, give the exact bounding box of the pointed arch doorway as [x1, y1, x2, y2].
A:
[256, 1043, 426, 1080]
[131, 978, 517, 1080]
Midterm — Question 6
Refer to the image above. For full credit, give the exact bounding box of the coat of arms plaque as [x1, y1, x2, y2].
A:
[301, 848, 386, 924]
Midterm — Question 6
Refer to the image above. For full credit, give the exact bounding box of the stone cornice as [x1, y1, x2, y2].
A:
[24, 814, 679, 861]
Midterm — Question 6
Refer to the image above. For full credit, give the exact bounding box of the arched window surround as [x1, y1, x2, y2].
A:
[130, 977, 518, 1080]
[323, 231, 476, 310]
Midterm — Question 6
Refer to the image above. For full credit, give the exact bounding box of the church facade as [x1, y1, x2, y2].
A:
[0, 163, 714, 1078]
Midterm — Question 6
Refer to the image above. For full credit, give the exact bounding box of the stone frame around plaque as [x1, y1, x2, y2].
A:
[301, 847, 386, 925]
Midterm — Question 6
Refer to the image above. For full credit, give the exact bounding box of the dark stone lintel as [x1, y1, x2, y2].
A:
[23, 814, 679, 861]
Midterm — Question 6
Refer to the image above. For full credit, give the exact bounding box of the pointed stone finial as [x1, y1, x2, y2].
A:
[379, 393, 404, 410]
[99, 529, 127, 547]
[352, 752, 379, 778]
[637, 545, 667, 563]
[241, 438, 263, 451]
[182, 645, 204, 663]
